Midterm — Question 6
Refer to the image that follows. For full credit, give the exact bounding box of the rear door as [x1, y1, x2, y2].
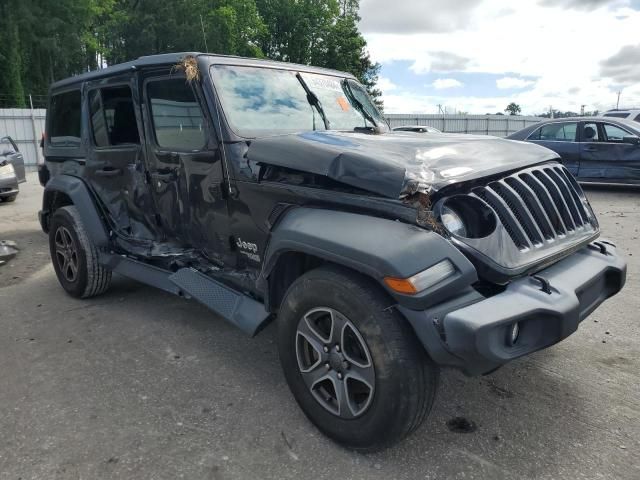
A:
[85, 76, 158, 239]
[526, 121, 580, 175]
[0, 136, 26, 183]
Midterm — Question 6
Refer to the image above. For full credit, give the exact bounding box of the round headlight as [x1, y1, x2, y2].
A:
[441, 206, 467, 237]
[437, 195, 497, 239]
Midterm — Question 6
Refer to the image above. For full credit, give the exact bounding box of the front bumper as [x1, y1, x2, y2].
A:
[400, 240, 626, 376]
[0, 174, 19, 197]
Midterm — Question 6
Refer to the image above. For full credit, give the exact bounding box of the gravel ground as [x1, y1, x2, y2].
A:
[0, 174, 638, 480]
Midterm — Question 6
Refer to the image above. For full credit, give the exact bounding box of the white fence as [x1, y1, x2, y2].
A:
[0, 109, 544, 167]
[0, 108, 46, 168]
[386, 114, 543, 137]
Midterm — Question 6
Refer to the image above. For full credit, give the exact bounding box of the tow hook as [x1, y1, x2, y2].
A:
[532, 275, 552, 295]
[590, 241, 609, 255]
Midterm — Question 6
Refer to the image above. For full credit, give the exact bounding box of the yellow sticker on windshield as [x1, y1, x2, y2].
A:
[337, 97, 350, 111]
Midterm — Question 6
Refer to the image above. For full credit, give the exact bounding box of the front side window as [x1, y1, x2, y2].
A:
[89, 85, 140, 147]
[49, 90, 82, 147]
[603, 124, 635, 142]
[210, 65, 386, 137]
[531, 122, 577, 141]
[147, 79, 206, 151]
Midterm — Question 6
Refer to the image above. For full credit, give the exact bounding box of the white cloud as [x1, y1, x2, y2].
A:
[359, 0, 483, 33]
[377, 76, 398, 93]
[362, 0, 640, 113]
[431, 78, 464, 89]
[496, 77, 536, 89]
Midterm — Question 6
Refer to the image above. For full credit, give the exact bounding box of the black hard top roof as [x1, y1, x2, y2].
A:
[50, 52, 356, 90]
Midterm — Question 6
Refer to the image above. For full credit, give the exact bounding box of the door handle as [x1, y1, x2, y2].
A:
[151, 170, 176, 182]
[95, 167, 123, 177]
[584, 146, 598, 152]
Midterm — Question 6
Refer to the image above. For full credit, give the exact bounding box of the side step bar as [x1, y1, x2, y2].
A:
[101, 254, 271, 336]
[168, 268, 270, 336]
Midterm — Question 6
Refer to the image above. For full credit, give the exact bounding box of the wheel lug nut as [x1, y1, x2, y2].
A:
[325, 363, 330, 370]
[323, 346, 329, 353]
[337, 372, 343, 380]
[335, 344, 341, 352]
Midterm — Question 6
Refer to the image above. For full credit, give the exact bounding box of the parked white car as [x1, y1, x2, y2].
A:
[602, 109, 640, 123]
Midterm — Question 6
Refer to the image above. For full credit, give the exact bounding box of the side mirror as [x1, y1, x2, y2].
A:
[1, 150, 14, 156]
[622, 136, 640, 145]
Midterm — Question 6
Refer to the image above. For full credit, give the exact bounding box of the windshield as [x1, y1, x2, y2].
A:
[210, 65, 387, 137]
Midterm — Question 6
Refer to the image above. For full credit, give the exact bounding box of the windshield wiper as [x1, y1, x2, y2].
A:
[296, 73, 331, 131]
[341, 78, 380, 130]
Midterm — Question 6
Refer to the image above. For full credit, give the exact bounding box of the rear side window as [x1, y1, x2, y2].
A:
[634, 114, 640, 122]
[529, 122, 577, 141]
[89, 86, 140, 147]
[147, 79, 205, 150]
[49, 90, 82, 147]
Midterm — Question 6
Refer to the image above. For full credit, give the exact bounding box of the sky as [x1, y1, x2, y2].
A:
[359, 0, 640, 115]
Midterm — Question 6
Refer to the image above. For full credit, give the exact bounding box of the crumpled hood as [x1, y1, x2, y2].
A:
[246, 130, 559, 198]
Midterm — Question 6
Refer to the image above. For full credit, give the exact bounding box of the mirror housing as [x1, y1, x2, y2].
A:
[622, 136, 640, 145]
[1, 150, 14, 156]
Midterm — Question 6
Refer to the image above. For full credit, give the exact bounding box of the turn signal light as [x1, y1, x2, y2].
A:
[384, 260, 456, 295]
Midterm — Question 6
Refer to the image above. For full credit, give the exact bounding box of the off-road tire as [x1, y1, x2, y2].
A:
[277, 265, 439, 452]
[49, 205, 111, 298]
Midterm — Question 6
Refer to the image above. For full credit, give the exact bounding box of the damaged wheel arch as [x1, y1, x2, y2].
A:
[259, 207, 478, 312]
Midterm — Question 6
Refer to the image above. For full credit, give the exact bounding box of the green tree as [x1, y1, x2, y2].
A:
[2, 0, 382, 108]
[0, 3, 26, 107]
[505, 102, 522, 116]
[256, 0, 382, 107]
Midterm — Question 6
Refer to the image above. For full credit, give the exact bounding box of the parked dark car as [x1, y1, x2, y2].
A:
[0, 136, 26, 202]
[508, 117, 640, 185]
[393, 125, 442, 133]
[38, 53, 626, 451]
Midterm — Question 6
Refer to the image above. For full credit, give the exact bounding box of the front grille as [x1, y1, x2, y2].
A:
[471, 165, 594, 251]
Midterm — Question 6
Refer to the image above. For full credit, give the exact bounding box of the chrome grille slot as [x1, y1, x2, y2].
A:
[519, 172, 566, 235]
[471, 165, 593, 251]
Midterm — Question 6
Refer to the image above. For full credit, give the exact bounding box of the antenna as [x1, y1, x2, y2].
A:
[616, 91, 621, 110]
[200, 14, 209, 52]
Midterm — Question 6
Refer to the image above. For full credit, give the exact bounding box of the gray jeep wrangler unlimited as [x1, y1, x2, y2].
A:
[38, 53, 626, 451]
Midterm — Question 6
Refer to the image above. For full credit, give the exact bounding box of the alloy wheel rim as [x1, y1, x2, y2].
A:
[54, 226, 79, 283]
[295, 307, 375, 419]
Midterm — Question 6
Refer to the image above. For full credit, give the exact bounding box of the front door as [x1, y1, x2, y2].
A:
[142, 74, 232, 263]
[578, 121, 609, 180]
[599, 122, 640, 182]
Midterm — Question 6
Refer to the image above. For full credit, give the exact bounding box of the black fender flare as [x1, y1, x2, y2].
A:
[260, 207, 478, 310]
[40, 174, 110, 247]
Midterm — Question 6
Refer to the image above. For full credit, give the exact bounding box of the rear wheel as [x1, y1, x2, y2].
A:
[277, 265, 439, 451]
[48, 206, 111, 298]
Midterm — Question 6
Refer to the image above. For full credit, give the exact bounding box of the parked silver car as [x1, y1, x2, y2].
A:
[0, 136, 26, 202]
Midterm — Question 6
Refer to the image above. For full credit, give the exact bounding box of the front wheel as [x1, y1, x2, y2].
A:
[277, 266, 439, 452]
